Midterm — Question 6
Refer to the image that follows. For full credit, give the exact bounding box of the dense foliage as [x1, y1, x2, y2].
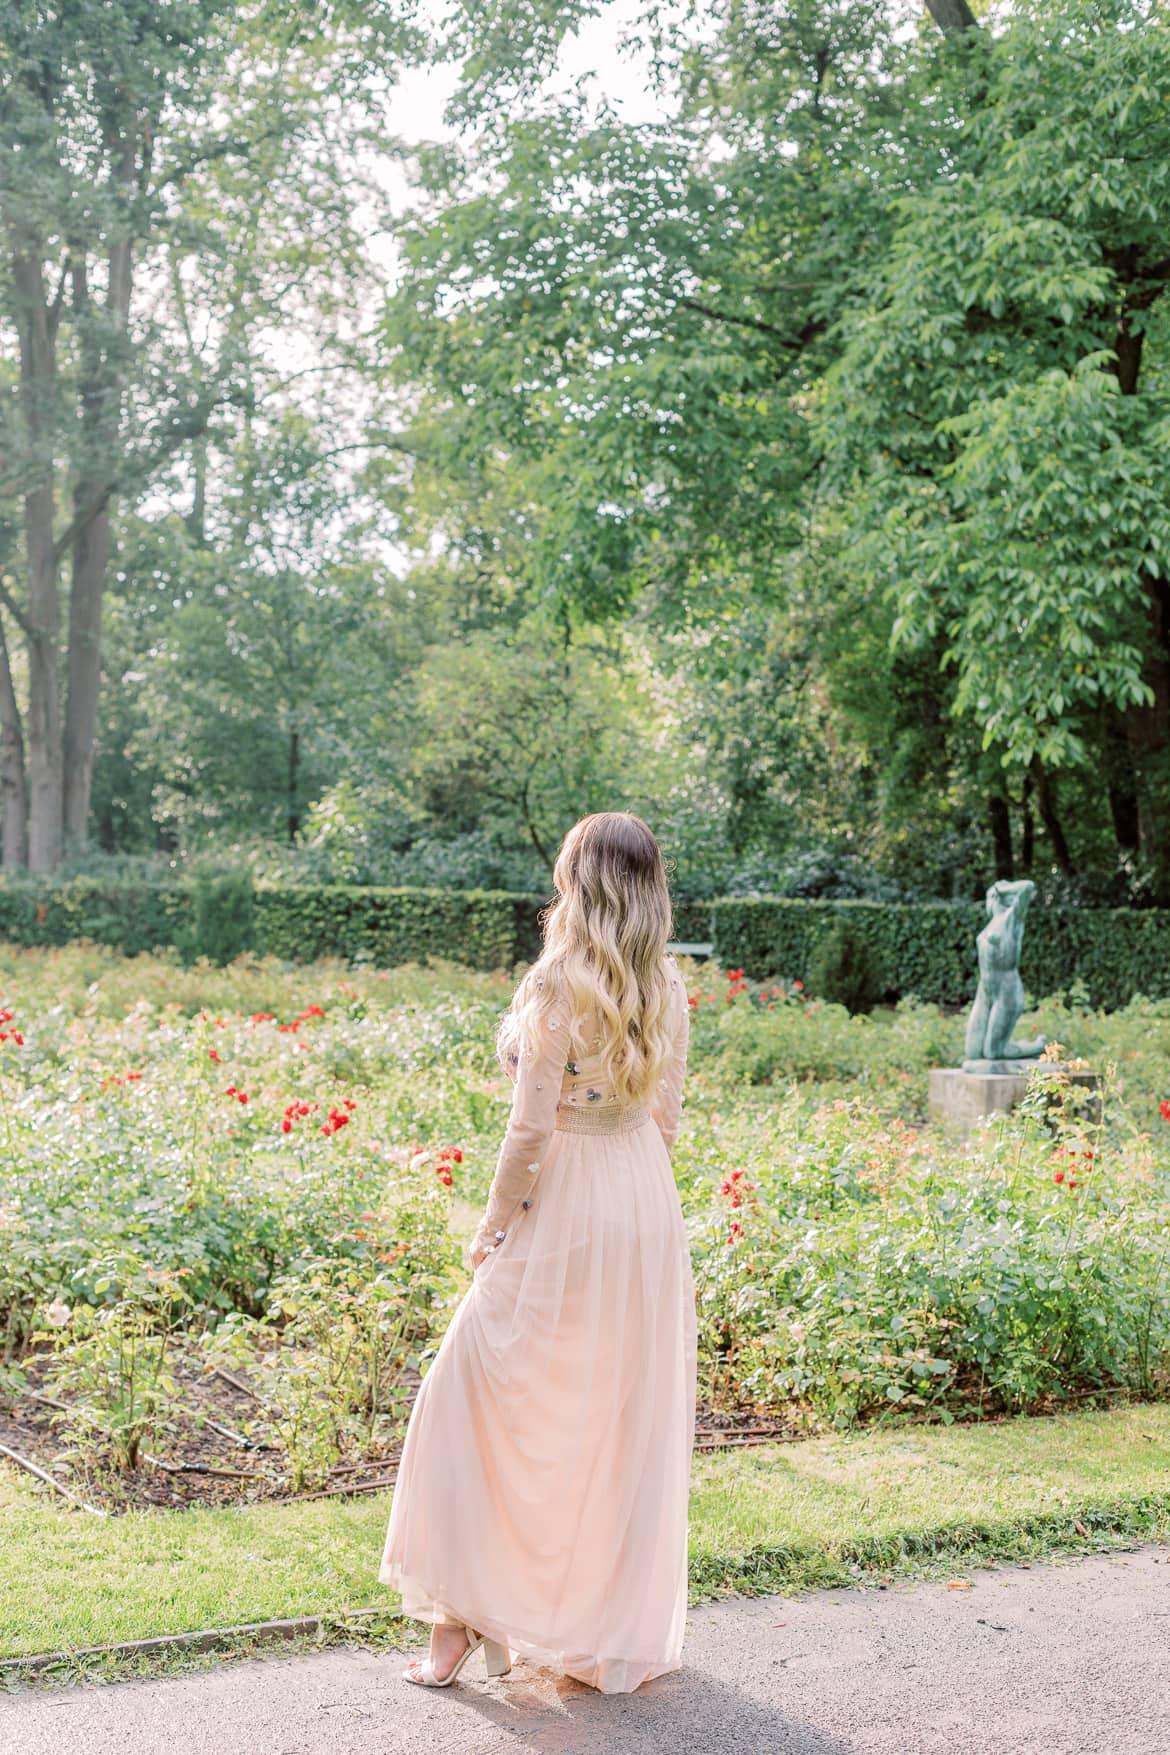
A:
[371, 0, 1170, 901]
[3, 1, 1167, 906]
[0, 876, 548, 970]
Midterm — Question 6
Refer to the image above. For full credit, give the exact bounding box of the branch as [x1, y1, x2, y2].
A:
[46, 256, 72, 341]
[316, 439, 419, 462]
[0, 577, 35, 641]
[1122, 254, 1170, 313]
[924, 0, 980, 30]
[50, 384, 242, 566]
[156, 129, 283, 190]
[678, 296, 824, 352]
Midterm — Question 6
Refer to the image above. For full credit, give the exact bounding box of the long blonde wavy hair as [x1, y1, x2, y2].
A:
[497, 812, 676, 1107]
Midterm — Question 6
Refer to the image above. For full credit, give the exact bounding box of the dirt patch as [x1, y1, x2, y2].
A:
[0, 1354, 808, 1515]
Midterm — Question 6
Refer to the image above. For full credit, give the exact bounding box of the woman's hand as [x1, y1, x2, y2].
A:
[468, 1239, 490, 1272]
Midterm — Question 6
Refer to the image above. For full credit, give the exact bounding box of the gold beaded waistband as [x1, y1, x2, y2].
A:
[554, 1103, 651, 1135]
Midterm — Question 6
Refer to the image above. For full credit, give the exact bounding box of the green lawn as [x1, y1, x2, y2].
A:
[2, 1404, 1168, 1665]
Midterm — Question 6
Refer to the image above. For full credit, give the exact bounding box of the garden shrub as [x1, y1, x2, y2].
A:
[711, 896, 1170, 1009]
[2, 876, 1170, 1006]
[806, 918, 887, 1011]
[0, 876, 548, 971]
[683, 1084, 1170, 1426]
[1, 951, 1168, 1475]
[178, 869, 256, 966]
[253, 882, 548, 971]
[0, 875, 188, 956]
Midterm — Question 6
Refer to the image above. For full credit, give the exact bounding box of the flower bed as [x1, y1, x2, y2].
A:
[0, 945, 1167, 1513]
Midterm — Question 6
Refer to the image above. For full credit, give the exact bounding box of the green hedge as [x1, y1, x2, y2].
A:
[2, 877, 1168, 1008]
[710, 896, 1170, 1011]
[670, 899, 717, 945]
[254, 885, 548, 971]
[0, 877, 550, 974]
[0, 877, 193, 957]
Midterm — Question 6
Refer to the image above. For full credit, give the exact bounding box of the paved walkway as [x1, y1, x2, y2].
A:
[2, 1545, 1168, 1755]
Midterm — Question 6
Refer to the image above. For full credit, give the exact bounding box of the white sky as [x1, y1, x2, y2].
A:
[374, 0, 670, 261]
[393, 0, 669, 141]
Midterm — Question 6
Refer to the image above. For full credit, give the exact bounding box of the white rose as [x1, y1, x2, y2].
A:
[44, 1299, 72, 1329]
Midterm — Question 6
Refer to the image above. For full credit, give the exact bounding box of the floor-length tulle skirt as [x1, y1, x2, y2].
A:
[378, 1113, 697, 1694]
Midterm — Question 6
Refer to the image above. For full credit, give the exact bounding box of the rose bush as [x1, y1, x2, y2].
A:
[0, 945, 1166, 1482]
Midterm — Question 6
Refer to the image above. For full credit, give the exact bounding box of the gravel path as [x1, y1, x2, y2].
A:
[3, 1545, 1168, 1755]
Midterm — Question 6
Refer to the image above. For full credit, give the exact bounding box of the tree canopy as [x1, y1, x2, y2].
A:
[2, 0, 1168, 902]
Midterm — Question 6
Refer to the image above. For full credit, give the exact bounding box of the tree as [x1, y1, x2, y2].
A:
[821, 0, 1170, 891]
[375, 0, 1170, 896]
[0, 0, 418, 869]
[93, 415, 435, 851]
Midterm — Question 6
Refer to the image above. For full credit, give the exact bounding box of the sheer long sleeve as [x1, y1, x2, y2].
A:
[472, 1009, 572, 1260]
[650, 976, 690, 1158]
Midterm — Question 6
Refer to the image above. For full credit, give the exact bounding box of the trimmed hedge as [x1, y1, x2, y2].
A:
[710, 896, 1170, 1011]
[0, 877, 550, 974]
[254, 885, 548, 971]
[1, 877, 1168, 1008]
[670, 899, 717, 945]
[0, 877, 193, 957]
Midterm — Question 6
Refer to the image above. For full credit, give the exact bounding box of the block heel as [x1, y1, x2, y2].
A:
[483, 1638, 511, 1677]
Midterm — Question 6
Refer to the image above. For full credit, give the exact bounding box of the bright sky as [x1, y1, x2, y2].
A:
[392, 0, 669, 145]
[379, 0, 669, 221]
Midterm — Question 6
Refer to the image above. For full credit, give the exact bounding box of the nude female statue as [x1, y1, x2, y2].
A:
[963, 879, 1048, 1071]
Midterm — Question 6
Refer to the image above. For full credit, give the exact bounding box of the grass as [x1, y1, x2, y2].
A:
[688, 1402, 1170, 1594]
[2, 1403, 1168, 1683]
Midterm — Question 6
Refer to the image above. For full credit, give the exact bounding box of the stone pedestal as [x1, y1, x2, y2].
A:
[928, 1065, 1101, 1137]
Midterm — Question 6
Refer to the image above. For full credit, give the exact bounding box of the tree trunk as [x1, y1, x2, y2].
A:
[62, 180, 135, 856]
[62, 495, 110, 852]
[287, 724, 300, 843]
[1021, 775, 1035, 871]
[1123, 572, 1170, 898]
[924, 0, 979, 31]
[12, 252, 63, 872]
[1109, 260, 1170, 894]
[988, 793, 1013, 879]
[0, 616, 27, 867]
[1103, 707, 1141, 855]
[1029, 755, 1074, 876]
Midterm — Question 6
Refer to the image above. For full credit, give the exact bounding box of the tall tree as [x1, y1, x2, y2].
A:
[0, 0, 418, 869]
[376, 0, 1170, 895]
[821, 0, 1170, 891]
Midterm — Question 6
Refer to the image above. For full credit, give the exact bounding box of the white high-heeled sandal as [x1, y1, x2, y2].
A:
[402, 1622, 511, 1688]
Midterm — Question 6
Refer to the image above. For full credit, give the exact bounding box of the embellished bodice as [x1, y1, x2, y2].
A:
[473, 968, 688, 1252]
[496, 969, 684, 1132]
[497, 1010, 629, 1118]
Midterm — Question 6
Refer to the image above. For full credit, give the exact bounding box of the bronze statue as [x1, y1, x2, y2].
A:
[963, 879, 1048, 1072]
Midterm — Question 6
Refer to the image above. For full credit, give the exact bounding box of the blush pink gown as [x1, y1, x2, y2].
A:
[379, 964, 695, 1693]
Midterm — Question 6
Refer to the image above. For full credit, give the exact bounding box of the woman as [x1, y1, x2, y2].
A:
[379, 811, 695, 1695]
